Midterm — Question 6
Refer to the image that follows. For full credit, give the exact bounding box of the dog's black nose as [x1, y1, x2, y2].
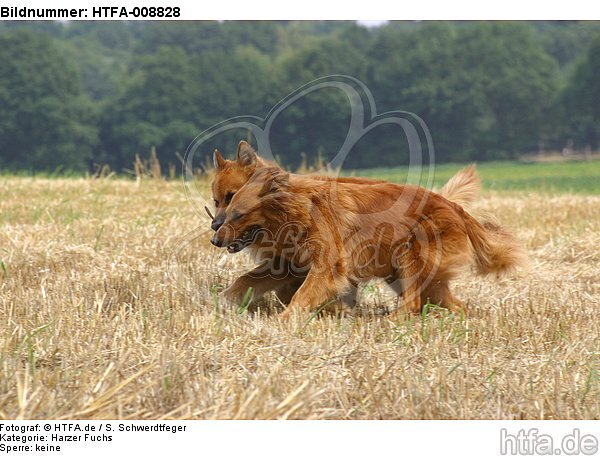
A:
[211, 216, 224, 231]
[211, 235, 223, 247]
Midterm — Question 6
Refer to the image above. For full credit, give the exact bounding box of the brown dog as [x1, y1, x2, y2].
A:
[210, 141, 482, 309]
[211, 141, 384, 230]
[210, 162, 526, 318]
[210, 141, 392, 306]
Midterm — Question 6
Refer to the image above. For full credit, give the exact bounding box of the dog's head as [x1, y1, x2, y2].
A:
[210, 140, 268, 232]
[211, 167, 290, 253]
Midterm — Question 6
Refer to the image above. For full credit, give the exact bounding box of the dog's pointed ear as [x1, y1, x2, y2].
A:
[213, 149, 226, 171]
[237, 140, 257, 167]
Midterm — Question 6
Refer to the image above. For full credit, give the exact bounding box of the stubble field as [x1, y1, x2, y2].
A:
[0, 168, 598, 419]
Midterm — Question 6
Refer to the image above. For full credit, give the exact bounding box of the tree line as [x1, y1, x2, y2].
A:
[0, 21, 598, 173]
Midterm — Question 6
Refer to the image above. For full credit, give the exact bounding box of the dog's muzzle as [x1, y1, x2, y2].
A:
[211, 225, 261, 253]
[210, 235, 224, 247]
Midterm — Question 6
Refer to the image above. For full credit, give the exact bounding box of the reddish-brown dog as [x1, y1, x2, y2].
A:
[210, 141, 392, 306]
[211, 152, 526, 319]
[210, 141, 483, 310]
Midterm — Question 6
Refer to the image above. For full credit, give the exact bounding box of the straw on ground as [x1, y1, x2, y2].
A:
[0, 176, 598, 419]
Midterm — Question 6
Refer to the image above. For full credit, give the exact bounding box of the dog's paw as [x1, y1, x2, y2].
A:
[280, 307, 294, 321]
[321, 301, 353, 318]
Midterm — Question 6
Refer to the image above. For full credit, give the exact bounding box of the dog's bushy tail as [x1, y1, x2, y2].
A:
[440, 164, 526, 275]
[463, 214, 528, 276]
[440, 165, 481, 210]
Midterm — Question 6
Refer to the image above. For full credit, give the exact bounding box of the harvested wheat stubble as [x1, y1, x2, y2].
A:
[0, 177, 598, 419]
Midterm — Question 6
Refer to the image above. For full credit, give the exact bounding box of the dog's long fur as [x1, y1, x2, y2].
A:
[210, 141, 484, 309]
[211, 141, 384, 225]
[211, 141, 390, 307]
[211, 146, 526, 318]
[212, 141, 479, 215]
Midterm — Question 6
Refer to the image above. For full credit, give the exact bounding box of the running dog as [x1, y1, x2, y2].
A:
[209, 142, 515, 317]
[212, 141, 502, 316]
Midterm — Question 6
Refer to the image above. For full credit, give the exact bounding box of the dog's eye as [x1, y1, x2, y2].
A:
[225, 192, 235, 204]
[213, 199, 219, 208]
[231, 211, 243, 222]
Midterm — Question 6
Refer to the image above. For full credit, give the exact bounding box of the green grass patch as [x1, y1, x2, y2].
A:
[347, 160, 600, 194]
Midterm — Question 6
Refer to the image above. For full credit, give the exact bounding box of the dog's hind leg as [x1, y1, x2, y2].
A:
[420, 281, 466, 314]
[388, 250, 425, 318]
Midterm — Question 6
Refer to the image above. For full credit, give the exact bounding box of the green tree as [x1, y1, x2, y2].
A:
[1, 21, 595, 172]
[370, 23, 473, 163]
[0, 30, 97, 172]
[99, 46, 198, 169]
[455, 22, 560, 159]
[270, 28, 372, 167]
[370, 22, 560, 162]
[537, 22, 600, 70]
[562, 35, 600, 149]
[99, 44, 278, 170]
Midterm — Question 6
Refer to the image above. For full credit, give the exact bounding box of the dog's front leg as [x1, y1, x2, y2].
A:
[222, 259, 302, 305]
[280, 269, 347, 319]
[222, 263, 276, 304]
[223, 272, 263, 304]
